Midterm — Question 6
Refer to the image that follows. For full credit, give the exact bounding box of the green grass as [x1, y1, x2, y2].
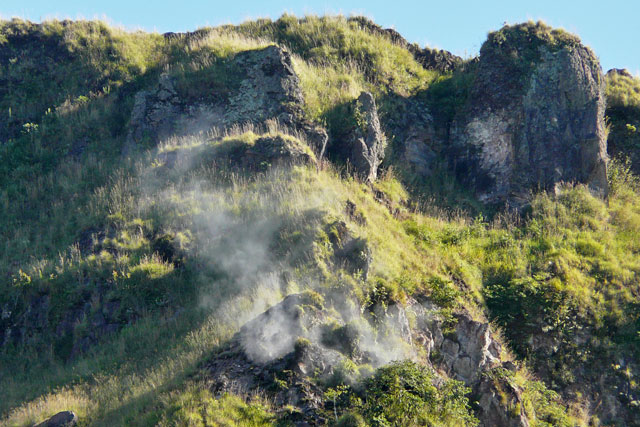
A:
[606, 71, 640, 110]
[605, 71, 640, 172]
[0, 19, 163, 142]
[1, 14, 639, 427]
[159, 389, 275, 426]
[1, 125, 594, 424]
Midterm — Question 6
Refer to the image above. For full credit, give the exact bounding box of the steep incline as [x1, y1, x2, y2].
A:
[1, 16, 640, 427]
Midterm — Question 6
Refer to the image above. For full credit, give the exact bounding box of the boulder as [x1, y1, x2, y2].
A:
[126, 45, 327, 158]
[34, 411, 77, 427]
[348, 92, 386, 182]
[477, 375, 529, 427]
[225, 45, 304, 126]
[451, 22, 608, 205]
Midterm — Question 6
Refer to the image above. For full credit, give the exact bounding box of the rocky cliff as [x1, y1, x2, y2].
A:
[450, 22, 608, 205]
[1, 16, 637, 427]
[206, 293, 527, 426]
[127, 45, 327, 156]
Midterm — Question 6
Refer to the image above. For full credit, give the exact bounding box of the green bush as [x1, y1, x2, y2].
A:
[358, 360, 477, 426]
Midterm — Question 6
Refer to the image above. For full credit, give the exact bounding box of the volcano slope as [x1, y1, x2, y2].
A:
[1, 16, 640, 426]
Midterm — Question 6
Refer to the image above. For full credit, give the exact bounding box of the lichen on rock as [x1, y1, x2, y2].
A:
[126, 45, 327, 158]
[451, 22, 608, 205]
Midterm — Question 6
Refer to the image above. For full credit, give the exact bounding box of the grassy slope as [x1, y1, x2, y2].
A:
[606, 71, 640, 173]
[0, 15, 639, 426]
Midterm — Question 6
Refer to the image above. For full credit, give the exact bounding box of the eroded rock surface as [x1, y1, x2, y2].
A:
[127, 45, 327, 157]
[348, 92, 386, 182]
[451, 23, 608, 205]
[205, 293, 529, 426]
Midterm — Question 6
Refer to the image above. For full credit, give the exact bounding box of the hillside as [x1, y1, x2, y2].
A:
[1, 15, 640, 426]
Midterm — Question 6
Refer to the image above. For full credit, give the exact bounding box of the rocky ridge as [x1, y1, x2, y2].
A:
[205, 293, 527, 426]
[2, 16, 629, 427]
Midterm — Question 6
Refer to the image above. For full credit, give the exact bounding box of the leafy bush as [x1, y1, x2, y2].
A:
[357, 360, 477, 426]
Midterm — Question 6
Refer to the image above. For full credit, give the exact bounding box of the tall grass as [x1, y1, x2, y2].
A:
[606, 71, 640, 110]
[1, 14, 639, 426]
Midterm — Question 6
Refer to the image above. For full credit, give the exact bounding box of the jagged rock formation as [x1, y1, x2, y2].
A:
[205, 293, 529, 426]
[450, 23, 608, 205]
[412, 302, 528, 427]
[127, 45, 327, 156]
[413, 46, 464, 73]
[347, 92, 387, 182]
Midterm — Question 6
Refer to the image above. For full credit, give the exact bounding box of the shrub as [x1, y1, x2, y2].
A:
[359, 360, 477, 426]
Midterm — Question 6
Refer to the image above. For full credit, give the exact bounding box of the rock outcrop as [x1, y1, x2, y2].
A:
[412, 302, 528, 427]
[388, 96, 440, 177]
[242, 135, 315, 169]
[348, 92, 386, 182]
[199, 134, 316, 171]
[34, 411, 77, 427]
[126, 45, 327, 157]
[128, 73, 182, 147]
[413, 46, 464, 73]
[206, 293, 341, 425]
[451, 22, 608, 205]
[205, 292, 529, 426]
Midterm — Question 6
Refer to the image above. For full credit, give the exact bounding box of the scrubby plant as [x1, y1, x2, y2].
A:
[350, 360, 477, 426]
[2, 13, 640, 427]
[606, 71, 640, 110]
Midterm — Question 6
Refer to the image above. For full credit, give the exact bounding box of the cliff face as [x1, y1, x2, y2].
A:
[2, 16, 638, 427]
[451, 23, 608, 205]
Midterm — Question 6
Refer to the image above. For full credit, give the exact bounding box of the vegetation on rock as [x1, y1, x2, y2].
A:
[1, 14, 639, 427]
